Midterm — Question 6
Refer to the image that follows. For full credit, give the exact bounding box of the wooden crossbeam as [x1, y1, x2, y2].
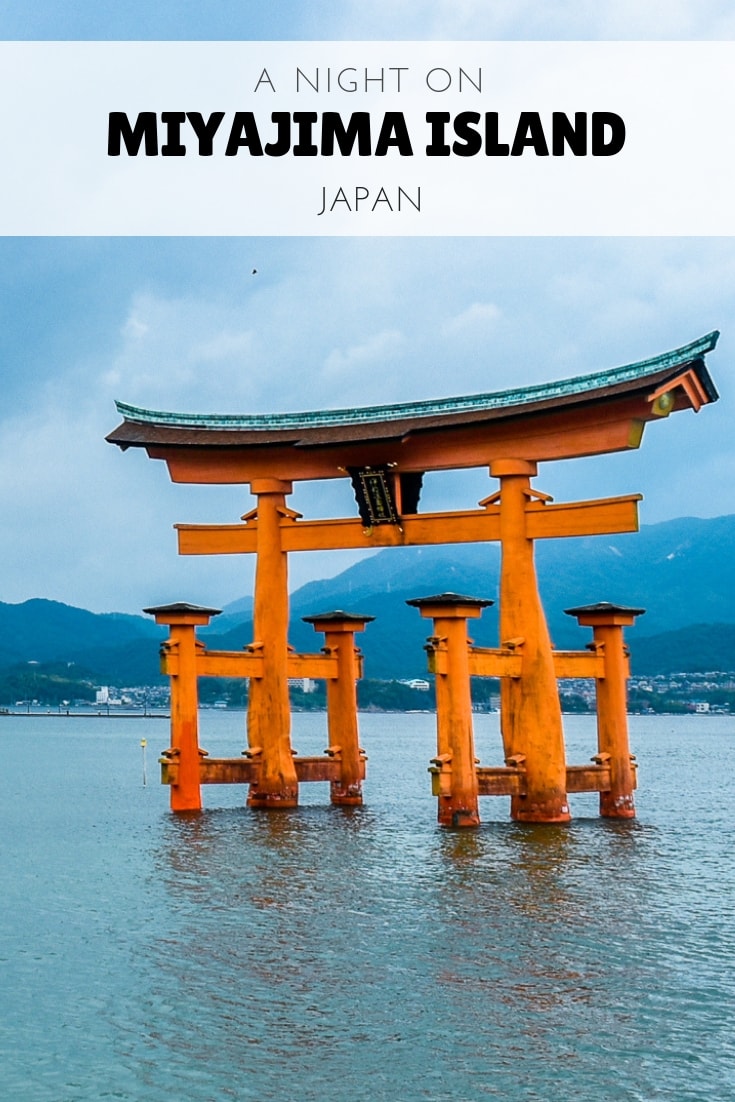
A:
[473, 766, 526, 796]
[551, 651, 607, 679]
[429, 649, 523, 678]
[432, 762, 618, 797]
[288, 653, 345, 679]
[161, 649, 263, 678]
[161, 755, 354, 786]
[161, 648, 340, 680]
[565, 764, 616, 793]
[428, 647, 606, 679]
[525, 494, 641, 540]
[176, 493, 641, 556]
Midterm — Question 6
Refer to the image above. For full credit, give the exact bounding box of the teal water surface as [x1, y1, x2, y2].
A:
[1, 712, 734, 1101]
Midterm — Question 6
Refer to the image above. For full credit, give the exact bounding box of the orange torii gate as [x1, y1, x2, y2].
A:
[108, 331, 719, 824]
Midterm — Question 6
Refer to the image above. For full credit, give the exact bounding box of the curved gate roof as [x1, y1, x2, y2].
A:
[106, 332, 720, 483]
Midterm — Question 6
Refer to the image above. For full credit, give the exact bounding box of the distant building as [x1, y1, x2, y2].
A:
[95, 686, 122, 706]
[288, 678, 318, 693]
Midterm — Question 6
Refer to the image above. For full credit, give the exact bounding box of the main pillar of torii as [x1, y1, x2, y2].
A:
[107, 332, 719, 820]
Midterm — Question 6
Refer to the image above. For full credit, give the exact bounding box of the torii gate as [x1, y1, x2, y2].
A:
[108, 331, 719, 824]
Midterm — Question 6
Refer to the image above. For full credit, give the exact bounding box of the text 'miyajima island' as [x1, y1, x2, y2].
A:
[107, 331, 719, 827]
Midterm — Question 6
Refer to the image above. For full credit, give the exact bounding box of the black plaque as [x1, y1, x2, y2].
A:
[348, 467, 398, 526]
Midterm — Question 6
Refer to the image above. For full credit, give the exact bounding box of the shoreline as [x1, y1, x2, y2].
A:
[0, 710, 170, 718]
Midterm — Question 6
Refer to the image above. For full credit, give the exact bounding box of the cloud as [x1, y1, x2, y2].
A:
[325, 0, 735, 40]
[441, 301, 501, 337]
[104, 292, 260, 411]
[1, 235, 734, 612]
[122, 312, 149, 341]
[321, 329, 406, 393]
[6, 0, 735, 43]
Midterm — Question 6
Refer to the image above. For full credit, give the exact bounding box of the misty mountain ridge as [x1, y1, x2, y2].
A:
[3, 513, 735, 682]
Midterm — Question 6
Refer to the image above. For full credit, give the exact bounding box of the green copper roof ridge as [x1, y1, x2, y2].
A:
[114, 331, 719, 431]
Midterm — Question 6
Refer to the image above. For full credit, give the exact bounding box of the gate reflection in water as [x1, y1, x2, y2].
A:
[1, 712, 733, 1101]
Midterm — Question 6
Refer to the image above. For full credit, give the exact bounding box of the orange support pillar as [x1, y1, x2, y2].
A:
[246, 478, 299, 808]
[303, 611, 373, 805]
[490, 460, 570, 823]
[144, 601, 221, 812]
[408, 594, 491, 828]
[565, 602, 644, 819]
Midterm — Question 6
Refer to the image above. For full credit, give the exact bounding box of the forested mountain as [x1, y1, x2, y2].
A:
[2, 514, 735, 693]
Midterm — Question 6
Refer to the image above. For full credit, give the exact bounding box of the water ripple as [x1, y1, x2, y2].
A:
[1, 713, 733, 1100]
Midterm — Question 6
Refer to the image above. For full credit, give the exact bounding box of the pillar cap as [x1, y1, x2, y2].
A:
[564, 601, 645, 626]
[143, 601, 222, 626]
[249, 477, 293, 494]
[407, 592, 493, 619]
[489, 458, 538, 477]
[302, 609, 375, 628]
[407, 592, 494, 608]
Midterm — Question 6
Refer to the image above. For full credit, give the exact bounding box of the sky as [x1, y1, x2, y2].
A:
[1, 3, 734, 614]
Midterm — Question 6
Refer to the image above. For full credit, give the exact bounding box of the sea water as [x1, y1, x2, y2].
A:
[1, 711, 734, 1101]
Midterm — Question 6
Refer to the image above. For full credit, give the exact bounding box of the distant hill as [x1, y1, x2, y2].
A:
[204, 595, 254, 636]
[0, 598, 162, 667]
[624, 623, 735, 676]
[201, 514, 735, 678]
[534, 514, 735, 646]
[2, 514, 735, 690]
